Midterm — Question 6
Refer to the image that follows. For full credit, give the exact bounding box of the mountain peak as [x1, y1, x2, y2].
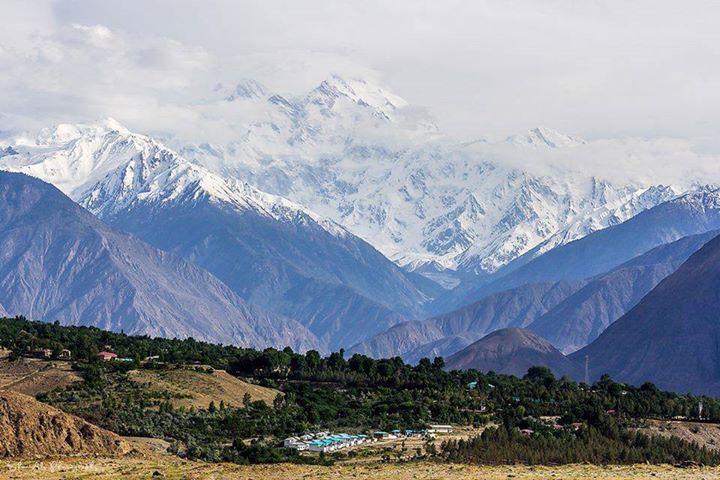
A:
[446, 328, 581, 378]
[506, 127, 586, 148]
[35, 118, 131, 146]
[99, 117, 129, 132]
[307, 75, 408, 119]
[225, 79, 268, 101]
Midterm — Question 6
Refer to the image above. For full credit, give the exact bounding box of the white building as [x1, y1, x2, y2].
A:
[428, 424, 453, 433]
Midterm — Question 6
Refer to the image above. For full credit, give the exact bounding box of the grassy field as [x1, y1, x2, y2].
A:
[127, 367, 281, 408]
[1, 455, 720, 480]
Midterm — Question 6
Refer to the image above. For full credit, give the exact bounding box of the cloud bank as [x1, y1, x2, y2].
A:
[1, 0, 720, 185]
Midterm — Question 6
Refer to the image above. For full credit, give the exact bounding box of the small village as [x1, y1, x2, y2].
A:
[282, 425, 453, 453]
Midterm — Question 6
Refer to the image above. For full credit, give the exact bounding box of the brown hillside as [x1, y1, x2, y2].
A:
[128, 368, 281, 409]
[0, 390, 129, 459]
[0, 358, 81, 397]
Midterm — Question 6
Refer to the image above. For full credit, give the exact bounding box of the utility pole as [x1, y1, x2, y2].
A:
[584, 355, 589, 385]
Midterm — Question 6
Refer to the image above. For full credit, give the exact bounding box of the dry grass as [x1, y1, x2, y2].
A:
[0, 358, 81, 397]
[1, 455, 720, 480]
[127, 368, 280, 409]
[635, 419, 720, 451]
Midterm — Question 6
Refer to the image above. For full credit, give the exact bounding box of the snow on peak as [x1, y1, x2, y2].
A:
[35, 118, 130, 146]
[78, 149, 350, 239]
[0, 120, 350, 240]
[225, 79, 268, 101]
[506, 127, 586, 148]
[306, 74, 408, 120]
[1, 118, 167, 195]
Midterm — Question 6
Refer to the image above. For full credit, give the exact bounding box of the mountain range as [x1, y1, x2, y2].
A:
[176, 76, 689, 279]
[350, 211, 720, 360]
[0, 119, 431, 351]
[2, 78, 711, 290]
[0, 171, 318, 351]
[2, 76, 720, 392]
[435, 190, 720, 315]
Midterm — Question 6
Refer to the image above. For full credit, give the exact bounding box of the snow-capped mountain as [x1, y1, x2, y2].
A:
[0, 77, 700, 285]
[0, 76, 717, 353]
[1, 118, 343, 237]
[1, 77, 711, 286]
[0, 119, 431, 350]
[169, 77, 684, 278]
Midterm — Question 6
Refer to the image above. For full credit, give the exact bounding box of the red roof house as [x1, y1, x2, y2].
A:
[97, 351, 118, 361]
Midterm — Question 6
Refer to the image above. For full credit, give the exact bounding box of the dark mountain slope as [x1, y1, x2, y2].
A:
[105, 194, 420, 350]
[528, 230, 719, 353]
[348, 281, 583, 359]
[402, 334, 476, 365]
[573, 232, 720, 395]
[0, 171, 318, 351]
[355, 230, 719, 361]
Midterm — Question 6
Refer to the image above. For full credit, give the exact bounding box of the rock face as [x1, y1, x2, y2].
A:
[0, 171, 319, 351]
[0, 390, 128, 458]
[573, 232, 720, 395]
[445, 328, 581, 378]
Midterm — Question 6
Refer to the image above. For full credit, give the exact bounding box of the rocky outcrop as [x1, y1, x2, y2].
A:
[0, 390, 129, 458]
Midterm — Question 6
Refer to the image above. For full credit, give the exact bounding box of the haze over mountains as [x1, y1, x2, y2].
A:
[2, 76, 720, 394]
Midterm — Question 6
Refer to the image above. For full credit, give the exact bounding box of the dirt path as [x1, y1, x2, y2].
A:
[0, 359, 81, 397]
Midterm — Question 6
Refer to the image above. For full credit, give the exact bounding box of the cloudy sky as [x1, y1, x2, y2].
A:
[2, 0, 720, 145]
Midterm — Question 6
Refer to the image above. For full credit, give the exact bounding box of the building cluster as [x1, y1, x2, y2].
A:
[96, 346, 160, 363]
[283, 425, 453, 453]
[31, 348, 71, 359]
[283, 432, 372, 452]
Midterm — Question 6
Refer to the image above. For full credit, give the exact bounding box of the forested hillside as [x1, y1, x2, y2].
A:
[1, 315, 720, 466]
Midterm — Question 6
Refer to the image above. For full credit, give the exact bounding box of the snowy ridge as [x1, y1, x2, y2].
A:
[0, 119, 350, 239]
[505, 126, 586, 148]
[162, 75, 689, 276]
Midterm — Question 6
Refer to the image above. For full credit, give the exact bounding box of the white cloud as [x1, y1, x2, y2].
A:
[2, 0, 720, 173]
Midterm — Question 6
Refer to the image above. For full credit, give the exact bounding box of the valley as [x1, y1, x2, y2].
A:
[2, 316, 720, 475]
[3, 2, 720, 478]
